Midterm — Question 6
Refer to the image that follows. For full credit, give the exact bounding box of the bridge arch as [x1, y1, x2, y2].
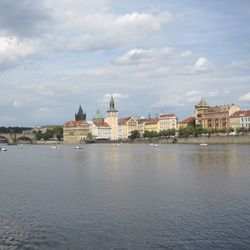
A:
[0, 135, 9, 143]
[16, 136, 33, 144]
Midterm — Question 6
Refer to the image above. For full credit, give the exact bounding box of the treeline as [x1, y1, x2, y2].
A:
[33, 126, 63, 141]
[129, 126, 249, 140]
[0, 127, 32, 133]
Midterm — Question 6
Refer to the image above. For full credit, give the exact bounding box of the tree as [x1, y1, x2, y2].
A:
[179, 126, 194, 138]
[187, 118, 196, 128]
[129, 130, 140, 140]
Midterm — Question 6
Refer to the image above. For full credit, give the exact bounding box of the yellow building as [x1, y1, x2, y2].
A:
[118, 117, 138, 139]
[144, 118, 160, 133]
[63, 121, 90, 144]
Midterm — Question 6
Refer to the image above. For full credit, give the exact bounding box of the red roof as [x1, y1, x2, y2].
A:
[230, 110, 250, 117]
[179, 116, 194, 124]
[93, 121, 110, 128]
[64, 121, 87, 127]
[144, 118, 159, 124]
[118, 117, 131, 125]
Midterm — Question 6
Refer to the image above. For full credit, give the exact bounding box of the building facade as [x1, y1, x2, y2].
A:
[144, 118, 160, 133]
[230, 110, 250, 130]
[159, 114, 178, 131]
[88, 110, 112, 139]
[63, 121, 90, 144]
[118, 117, 138, 139]
[202, 104, 240, 129]
[195, 97, 209, 126]
[63, 106, 89, 144]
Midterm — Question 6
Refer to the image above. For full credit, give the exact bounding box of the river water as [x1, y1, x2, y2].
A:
[0, 144, 250, 249]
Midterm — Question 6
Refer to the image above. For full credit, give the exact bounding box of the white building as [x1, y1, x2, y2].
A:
[230, 110, 250, 130]
[159, 114, 178, 131]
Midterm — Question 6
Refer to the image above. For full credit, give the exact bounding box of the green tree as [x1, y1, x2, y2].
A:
[129, 130, 141, 140]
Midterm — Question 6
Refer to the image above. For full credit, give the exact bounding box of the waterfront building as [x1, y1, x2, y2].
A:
[159, 114, 178, 131]
[89, 110, 111, 139]
[144, 118, 160, 133]
[118, 117, 138, 139]
[178, 116, 194, 129]
[137, 118, 148, 137]
[230, 110, 250, 130]
[202, 104, 240, 129]
[63, 106, 89, 144]
[63, 120, 90, 144]
[195, 97, 209, 126]
[105, 95, 118, 140]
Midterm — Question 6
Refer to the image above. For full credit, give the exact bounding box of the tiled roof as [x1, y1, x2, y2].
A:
[230, 110, 250, 117]
[118, 117, 131, 125]
[179, 116, 194, 124]
[64, 121, 87, 127]
[144, 118, 159, 124]
[93, 121, 110, 128]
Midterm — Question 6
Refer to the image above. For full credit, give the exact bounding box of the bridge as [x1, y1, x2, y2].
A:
[0, 132, 36, 144]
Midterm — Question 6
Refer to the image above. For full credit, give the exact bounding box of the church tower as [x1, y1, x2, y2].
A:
[105, 95, 118, 140]
[75, 105, 86, 121]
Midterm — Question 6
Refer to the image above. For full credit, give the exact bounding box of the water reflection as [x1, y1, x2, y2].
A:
[0, 144, 250, 249]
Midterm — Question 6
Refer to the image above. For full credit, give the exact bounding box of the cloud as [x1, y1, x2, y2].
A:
[0, 0, 51, 37]
[103, 93, 129, 103]
[180, 50, 193, 57]
[51, 10, 173, 52]
[239, 92, 250, 102]
[185, 90, 218, 103]
[113, 47, 173, 65]
[0, 36, 38, 71]
[194, 57, 214, 71]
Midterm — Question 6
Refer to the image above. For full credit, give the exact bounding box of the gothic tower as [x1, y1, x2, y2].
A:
[75, 105, 86, 121]
[105, 95, 118, 140]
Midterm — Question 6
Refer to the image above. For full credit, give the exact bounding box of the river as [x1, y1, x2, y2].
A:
[0, 144, 250, 249]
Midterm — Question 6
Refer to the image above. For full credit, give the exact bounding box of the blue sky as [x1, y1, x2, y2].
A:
[0, 0, 250, 126]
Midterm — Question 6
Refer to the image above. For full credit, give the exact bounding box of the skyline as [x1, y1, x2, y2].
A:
[0, 0, 250, 126]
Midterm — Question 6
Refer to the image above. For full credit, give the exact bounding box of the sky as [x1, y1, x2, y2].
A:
[0, 0, 250, 126]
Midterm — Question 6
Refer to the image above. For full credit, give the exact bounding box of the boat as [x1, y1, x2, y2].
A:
[0, 148, 7, 151]
[75, 146, 83, 149]
[154, 144, 159, 147]
[51, 145, 58, 149]
[200, 143, 208, 146]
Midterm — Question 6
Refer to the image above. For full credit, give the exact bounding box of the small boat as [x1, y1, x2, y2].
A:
[51, 145, 58, 149]
[200, 143, 208, 146]
[0, 148, 7, 151]
[75, 146, 83, 149]
[154, 144, 159, 147]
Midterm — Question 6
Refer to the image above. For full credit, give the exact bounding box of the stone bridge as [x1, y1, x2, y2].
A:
[0, 133, 36, 144]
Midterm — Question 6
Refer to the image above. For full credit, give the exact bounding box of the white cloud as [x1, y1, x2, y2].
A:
[0, 36, 38, 70]
[194, 57, 214, 71]
[113, 47, 173, 65]
[239, 92, 250, 101]
[185, 90, 218, 103]
[103, 93, 129, 103]
[180, 50, 192, 57]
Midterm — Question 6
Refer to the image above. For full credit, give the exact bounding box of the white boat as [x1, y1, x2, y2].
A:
[0, 148, 7, 151]
[75, 146, 83, 149]
[154, 144, 159, 147]
[200, 143, 208, 146]
[51, 145, 58, 149]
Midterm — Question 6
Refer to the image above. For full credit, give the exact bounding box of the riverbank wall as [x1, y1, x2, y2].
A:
[133, 135, 250, 144]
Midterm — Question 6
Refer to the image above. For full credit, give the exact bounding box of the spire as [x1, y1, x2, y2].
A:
[75, 105, 86, 121]
[108, 94, 117, 112]
[197, 97, 208, 107]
